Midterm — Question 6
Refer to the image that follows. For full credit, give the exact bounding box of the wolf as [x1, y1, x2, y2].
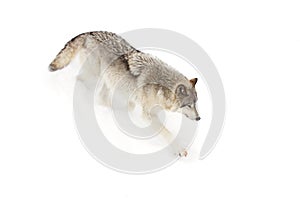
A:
[49, 31, 200, 157]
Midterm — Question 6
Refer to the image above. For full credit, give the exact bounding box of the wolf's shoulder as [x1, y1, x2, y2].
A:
[125, 52, 167, 76]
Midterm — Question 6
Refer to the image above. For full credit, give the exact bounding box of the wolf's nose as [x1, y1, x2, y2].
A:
[196, 117, 201, 121]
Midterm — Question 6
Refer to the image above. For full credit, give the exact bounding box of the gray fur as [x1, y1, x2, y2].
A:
[49, 31, 201, 156]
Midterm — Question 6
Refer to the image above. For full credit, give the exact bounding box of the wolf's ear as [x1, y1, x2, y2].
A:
[176, 84, 187, 96]
[190, 78, 198, 87]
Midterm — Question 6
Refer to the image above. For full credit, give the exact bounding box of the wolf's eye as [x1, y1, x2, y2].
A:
[187, 105, 192, 108]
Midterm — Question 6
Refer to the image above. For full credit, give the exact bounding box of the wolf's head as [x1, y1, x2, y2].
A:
[175, 78, 200, 121]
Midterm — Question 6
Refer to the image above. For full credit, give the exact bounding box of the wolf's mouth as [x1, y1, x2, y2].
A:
[184, 114, 200, 121]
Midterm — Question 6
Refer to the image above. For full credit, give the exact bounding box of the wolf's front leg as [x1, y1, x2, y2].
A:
[142, 108, 188, 157]
[159, 124, 188, 157]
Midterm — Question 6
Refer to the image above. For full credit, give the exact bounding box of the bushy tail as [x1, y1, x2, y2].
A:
[49, 31, 137, 72]
[49, 33, 86, 72]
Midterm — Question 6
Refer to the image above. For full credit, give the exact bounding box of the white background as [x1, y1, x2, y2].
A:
[0, 0, 299, 199]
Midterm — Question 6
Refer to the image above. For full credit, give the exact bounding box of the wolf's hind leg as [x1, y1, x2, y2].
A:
[128, 101, 136, 112]
[97, 83, 111, 107]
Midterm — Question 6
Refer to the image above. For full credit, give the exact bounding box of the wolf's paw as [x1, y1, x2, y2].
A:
[179, 149, 188, 157]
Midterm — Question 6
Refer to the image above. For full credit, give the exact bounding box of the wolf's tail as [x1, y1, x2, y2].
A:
[49, 33, 86, 72]
[49, 31, 137, 72]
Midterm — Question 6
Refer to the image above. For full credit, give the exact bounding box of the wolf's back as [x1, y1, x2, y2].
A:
[49, 31, 135, 72]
